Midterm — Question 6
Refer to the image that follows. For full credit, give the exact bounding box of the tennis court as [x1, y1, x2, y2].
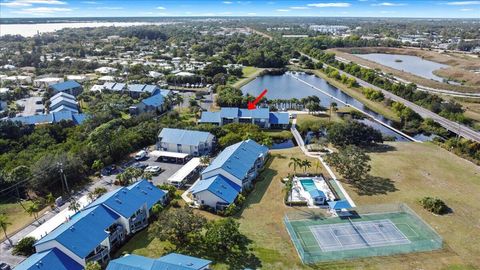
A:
[284, 203, 443, 263]
[310, 219, 411, 252]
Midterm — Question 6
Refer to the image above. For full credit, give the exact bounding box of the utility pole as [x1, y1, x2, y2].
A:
[58, 162, 70, 196]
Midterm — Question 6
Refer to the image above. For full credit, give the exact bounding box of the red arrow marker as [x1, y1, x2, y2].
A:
[247, 89, 268, 110]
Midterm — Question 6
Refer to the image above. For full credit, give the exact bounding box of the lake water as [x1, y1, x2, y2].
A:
[0, 22, 174, 37]
[355, 53, 448, 82]
[241, 72, 411, 142]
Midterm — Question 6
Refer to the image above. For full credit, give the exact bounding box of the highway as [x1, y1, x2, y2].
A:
[300, 52, 480, 143]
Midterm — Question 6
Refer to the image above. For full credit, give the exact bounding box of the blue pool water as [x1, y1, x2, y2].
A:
[300, 179, 317, 192]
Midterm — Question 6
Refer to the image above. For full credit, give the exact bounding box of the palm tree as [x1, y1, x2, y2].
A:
[288, 157, 301, 175]
[45, 193, 55, 211]
[68, 200, 80, 213]
[314, 160, 321, 175]
[283, 175, 294, 206]
[200, 156, 211, 167]
[142, 171, 153, 181]
[0, 214, 12, 246]
[302, 159, 312, 174]
[329, 102, 338, 122]
[26, 201, 40, 224]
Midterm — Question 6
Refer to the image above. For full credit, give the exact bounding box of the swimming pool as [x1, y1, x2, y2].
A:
[300, 179, 317, 192]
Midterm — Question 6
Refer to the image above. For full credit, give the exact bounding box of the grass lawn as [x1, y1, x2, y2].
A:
[337, 142, 480, 270]
[231, 66, 263, 88]
[0, 200, 48, 239]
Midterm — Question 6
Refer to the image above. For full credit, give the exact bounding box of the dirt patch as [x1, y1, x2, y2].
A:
[330, 47, 480, 93]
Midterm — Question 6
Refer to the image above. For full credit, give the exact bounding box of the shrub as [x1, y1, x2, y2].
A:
[13, 237, 36, 256]
[420, 197, 449, 215]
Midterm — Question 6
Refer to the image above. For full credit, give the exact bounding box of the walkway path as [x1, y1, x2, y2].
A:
[290, 118, 356, 208]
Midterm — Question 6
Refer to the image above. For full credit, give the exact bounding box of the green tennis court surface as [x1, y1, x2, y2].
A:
[284, 204, 443, 263]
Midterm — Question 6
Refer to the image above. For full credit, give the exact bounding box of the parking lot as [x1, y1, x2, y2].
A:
[100, 150, 184, 187]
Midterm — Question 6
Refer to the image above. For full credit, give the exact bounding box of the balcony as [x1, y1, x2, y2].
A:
[86, 245, 109, 264]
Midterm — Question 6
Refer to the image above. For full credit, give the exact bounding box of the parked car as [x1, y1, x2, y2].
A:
[135, 150, 148, 161]
[131, 162, 148, 170]
[101, 164, 117, 176]
[145, 165, 162, 175]
[0, 262, 11, 270]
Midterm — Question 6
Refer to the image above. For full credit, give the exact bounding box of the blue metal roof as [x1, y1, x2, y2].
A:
[202, 139, 268, 181]
[190, 174, 241, 204]
[141, 93, 164, 107]
[269, 112, 289, 125]
[14, 248, 83, 270]
[107, 253, 212, 270]
[127, 84, 160, 94]
[199, 111, 221, 124]
[104, 82, 126, 91]
[157, 253, 212, 269]
[49, 96, 77, 110]
[50, 92, 75, 101]
[34, 205, 120, 259]
[126, 180, 167, 210]
[159, 89, 171, 97]
[7, 112, 87, 125]
[159, 128, 213, 146]
[9, 114, 52, 125]
[238, 108, 270, 119]
[85, 187, 146, 218]
[327, 200, 352, 210]
[50, 105, 79, 113]
[220, 107, 238, 118]
[308, 189, 326, 198]
[50, 80, 81, 92]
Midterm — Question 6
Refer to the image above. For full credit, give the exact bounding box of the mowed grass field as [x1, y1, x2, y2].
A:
[231, 66, 263, 88]
[0, 200, 48, 239]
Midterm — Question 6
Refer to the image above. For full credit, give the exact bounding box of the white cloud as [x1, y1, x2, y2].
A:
[247, 12, 256, 15]
[156, 6, 166, 10]
[459, 8, 474, 10]
[446, 1, 480, 5]
[290, 6, 310, 9]
[13, 6, 71, 15]
[1, 0, 66, 7]
[81, 1, 98, 4]
[372, 2, 406, 6]
[222, 1, 232, 4]
[275, 9, 290, 12]
[380, 10, 396, 13]
[307, 3, 351, 8]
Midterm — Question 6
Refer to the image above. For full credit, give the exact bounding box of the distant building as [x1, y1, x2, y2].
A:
[309, 25, 349, 35]
[1, 75, 32, 84]
[95, 67, 118, 74]
[129, 93, 167, 115]
[199, 107, 289, 129]
[190, 139, 268, 210]
[34, 77, 64, 88]
[157, 128, 215, 156]
[49, 92, 79, 113]
[15, 180, 166, 268]
[106, 253, 212, 270]
[7, 111, 87, 125]
[66, 75, 88, 83]
[103, 83, 161, 98]
[49, 80, 83, 97]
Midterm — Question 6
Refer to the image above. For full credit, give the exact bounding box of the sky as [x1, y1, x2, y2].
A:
[0, 0, 479, 18]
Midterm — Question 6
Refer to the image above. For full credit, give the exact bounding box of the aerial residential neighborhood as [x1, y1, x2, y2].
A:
[0, 1, 479, 270]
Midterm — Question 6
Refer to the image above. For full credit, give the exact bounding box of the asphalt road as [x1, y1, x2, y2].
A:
[301, 52, 480, 143]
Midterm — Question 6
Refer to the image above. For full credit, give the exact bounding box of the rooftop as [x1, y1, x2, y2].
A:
[50, 80, 81, 92]
[159, 128, 213, 146]
[190, 174, 241, 204]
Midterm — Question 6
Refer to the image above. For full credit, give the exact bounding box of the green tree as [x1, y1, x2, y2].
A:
[13, 236, 36, 256]
[45, 193, 55, 210]
[149, 207, 206, 250]
[325, 145, 371, 183]
[203, 218, 248, 259]
[0, 214, 12, 246]
[200, 156, 211, 166]
[91, 160, 104, 175]
[68, 199, 81, 213]
[288, 157, 301, 175]
[301, 159, 312, 173]
[85, 261, 102, 270]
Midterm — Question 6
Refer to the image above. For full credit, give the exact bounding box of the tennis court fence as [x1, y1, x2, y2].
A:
[283, 203, 443, 264]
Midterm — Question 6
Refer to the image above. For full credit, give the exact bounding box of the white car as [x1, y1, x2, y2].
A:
[135, 150, 148, 161]
[145, 165, 161, 175]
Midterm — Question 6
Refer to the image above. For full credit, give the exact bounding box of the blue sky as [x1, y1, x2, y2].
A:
[0, 0, 479, 18]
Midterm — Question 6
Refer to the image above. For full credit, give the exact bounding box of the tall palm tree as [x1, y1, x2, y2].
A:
[26, 201, 40, 224]
[199, 156, 211, 167]
[0, 214, 12, 246]
[142, 172, 153, 181]
[288, 157, 301, 175]
[302, 159, 312, 174]
[45, 193, 56, 211]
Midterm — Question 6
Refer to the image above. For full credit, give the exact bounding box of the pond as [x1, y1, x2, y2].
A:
[241, 72, 413, 142]
[355, 53, 448, 82]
